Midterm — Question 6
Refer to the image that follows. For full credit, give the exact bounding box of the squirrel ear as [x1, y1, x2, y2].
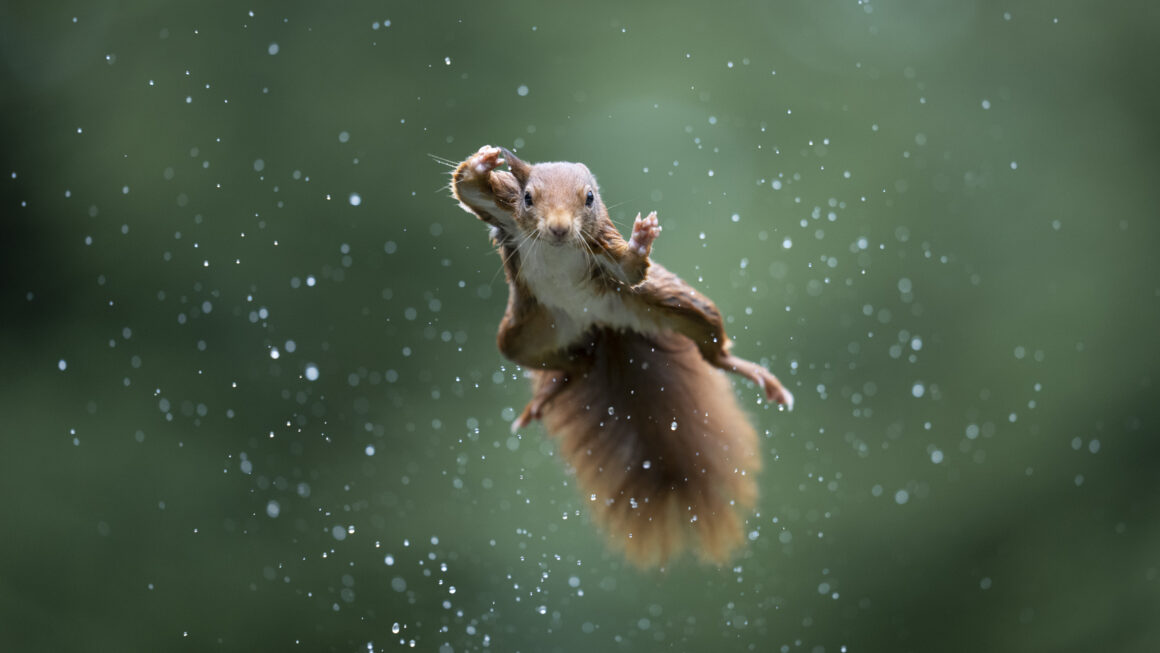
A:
[499, 147, 531, 184]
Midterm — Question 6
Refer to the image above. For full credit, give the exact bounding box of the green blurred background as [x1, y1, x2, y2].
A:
[2, 1, 1158, 651]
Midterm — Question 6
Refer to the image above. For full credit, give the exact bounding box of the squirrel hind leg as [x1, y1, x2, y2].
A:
[713, 352, 794, 410]
[639, 268, 793, 410]
[512, 371, 570, 434]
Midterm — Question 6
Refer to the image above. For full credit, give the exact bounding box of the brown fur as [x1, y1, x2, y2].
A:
[532, 328, 760, 566]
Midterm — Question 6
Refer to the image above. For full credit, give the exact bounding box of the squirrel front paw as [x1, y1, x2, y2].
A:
[628, 211, 661, 256]
[464, 145, 505, 179]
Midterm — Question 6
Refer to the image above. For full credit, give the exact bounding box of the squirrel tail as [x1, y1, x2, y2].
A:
[533, 328, 761, 567]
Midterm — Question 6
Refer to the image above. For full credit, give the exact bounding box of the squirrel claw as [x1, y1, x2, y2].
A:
[467, 145, 504, 178]
[629, 211, 661, 256]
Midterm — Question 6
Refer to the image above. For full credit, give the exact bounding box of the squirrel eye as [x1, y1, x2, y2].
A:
[585, 190, 594, 207]
[523, 191, 533, 207]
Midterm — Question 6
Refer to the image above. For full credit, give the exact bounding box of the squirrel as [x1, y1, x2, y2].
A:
[450, 145, 794, 566]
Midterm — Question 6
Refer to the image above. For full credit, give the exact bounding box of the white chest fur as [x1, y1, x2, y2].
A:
[517, 241, 651, 344]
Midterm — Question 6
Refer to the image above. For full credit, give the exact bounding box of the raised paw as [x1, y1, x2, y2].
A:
[628, 211, 662, 256]
[465, 145, 505, 179]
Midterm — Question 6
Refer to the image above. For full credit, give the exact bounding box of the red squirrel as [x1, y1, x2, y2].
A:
[451, 145, 794, 566]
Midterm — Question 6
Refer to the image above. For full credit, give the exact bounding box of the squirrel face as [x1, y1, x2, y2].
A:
[501, 148, 607, 246]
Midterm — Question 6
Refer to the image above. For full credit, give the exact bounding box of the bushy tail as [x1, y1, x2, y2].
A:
[533, 328, 761, 567]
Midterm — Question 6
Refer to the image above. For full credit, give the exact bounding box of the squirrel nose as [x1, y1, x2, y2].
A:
[548, 224, 569, 239]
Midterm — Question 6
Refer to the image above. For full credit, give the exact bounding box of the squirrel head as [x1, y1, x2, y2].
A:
[500, 148, 608, 246]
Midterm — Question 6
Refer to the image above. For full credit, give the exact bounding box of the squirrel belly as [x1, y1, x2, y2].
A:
[532, 327, 760, 567]
[516, 237, 655, 346]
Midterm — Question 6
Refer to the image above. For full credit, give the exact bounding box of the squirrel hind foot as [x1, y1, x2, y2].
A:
[714, 352, 794, 410]
[511, 371, 570, 434]
[778, 387, 795, 412]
